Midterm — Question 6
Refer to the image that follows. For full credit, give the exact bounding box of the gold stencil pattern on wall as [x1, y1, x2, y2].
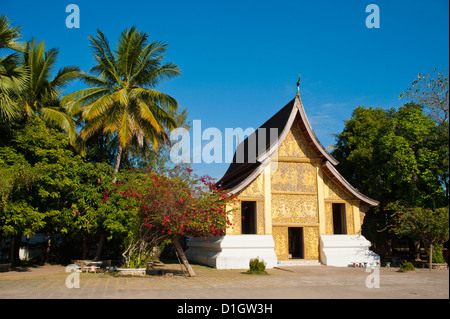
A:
[271, 162, 317, 193]
[304, 227, 319, 260]
[257, 201, 265, 234]
[237, 174, 264, 198]
[272, 226, 288, 260]
[278, 122, 317, 158]
[323, 173, 354, 200]
[271, 194, 318, 224]
[227, 201, 241, 235]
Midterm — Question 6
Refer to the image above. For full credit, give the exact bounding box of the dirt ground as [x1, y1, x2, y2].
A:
[0, 263, 448, 300]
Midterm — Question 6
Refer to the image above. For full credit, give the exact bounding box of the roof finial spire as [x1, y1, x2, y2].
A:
[296, 72, 301, 95]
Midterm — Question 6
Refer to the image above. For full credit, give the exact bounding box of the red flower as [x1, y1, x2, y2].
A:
[102, 191, 108, 203]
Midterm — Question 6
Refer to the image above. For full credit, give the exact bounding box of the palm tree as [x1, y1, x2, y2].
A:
[17, 39, 80, 143]
[0, 14, 27, 122]
[64, 27, 182, 174]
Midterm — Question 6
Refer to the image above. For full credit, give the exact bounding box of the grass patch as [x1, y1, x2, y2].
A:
[243, 257, 269, 275]
[243, 269, 269, 275]
[398, 261, 415, 272]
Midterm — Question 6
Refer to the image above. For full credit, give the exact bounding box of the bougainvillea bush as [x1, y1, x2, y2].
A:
[116, 168, 238, 276]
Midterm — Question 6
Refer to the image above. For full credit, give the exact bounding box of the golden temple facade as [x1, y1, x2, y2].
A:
[217, 92, 378, 262]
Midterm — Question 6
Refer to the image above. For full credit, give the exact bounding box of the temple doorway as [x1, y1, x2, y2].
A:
[241, 201, 257, 234]
[332, 203, 347, 234]
[288, 227, 304, 259]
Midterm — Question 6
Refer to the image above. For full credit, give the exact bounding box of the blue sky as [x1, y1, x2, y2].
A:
[2, 0, 449, 179]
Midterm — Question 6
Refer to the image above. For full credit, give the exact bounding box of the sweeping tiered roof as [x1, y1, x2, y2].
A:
[216, 92, 379, 207]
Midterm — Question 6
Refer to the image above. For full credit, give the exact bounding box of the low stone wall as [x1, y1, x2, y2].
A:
[423, 263, 449, 270]
[115, 268, 147, 276]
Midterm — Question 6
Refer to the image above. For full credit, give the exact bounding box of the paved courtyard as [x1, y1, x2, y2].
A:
[0, 263, 448, 299]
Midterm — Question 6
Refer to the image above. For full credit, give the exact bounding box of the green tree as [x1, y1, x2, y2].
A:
[332, 104, 446, 256]
[64, 27, 182, 176]
[400, 69, 449, 201]
[391, 205, 449, 270]
[0, 115, 84, 263]
[0, 14, 27, 122]
[0, 147, 41, 263]
[332, 106, 392, 200]
[62, 161, 131, 260]
[0, 115, 133, 263]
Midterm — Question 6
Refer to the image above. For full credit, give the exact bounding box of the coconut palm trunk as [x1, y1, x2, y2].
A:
[112, 145, 123, 183]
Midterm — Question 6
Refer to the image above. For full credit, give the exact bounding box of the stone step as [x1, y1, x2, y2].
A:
[276, 260, 322, 266]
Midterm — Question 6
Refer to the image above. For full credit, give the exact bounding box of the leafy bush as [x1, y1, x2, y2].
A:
[432, 243, 445, 263]
[399, 261, 415, 272]
[246, 257, 267, 275]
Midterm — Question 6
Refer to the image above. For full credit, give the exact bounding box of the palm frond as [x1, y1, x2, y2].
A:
[79, 115, 105, 141]
[39, 106, 77, 141]
[78, 72, 110, 87]
[135, 98, 161, 132]
[82, 93, 115, 120]
[117, 26, 148, 81]
[0, 14, 23, 52]
[62, 86, 111, 116]
[0, 92, 22, 122]
[50, 65, 81, 90]
[117, 109, 133, 147]
[89, 30, 122, 85]
[131, 87, 178, 117]
[26, 39, 57, 92]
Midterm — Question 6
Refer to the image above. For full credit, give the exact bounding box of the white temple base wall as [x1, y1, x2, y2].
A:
[185, 235, 278, 269]
[320, 235, 380, 267]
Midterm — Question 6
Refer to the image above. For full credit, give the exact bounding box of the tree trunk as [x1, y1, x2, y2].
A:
[112, 145, 123, 183]
[387, 238, 393, 256]
[413, 240, 421, 261]
[429, 243, 433, 271]
[9, 235, 21, 265]
[173, 237, 195, 277]
[82, 238, 88, 260]
[94, 233, 106, 261]
[45, 234, 51, 264]
[8, 236, 15, 264]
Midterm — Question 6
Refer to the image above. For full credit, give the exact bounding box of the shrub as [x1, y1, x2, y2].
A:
[399, 261, 415, 272]
[246, 257, 267, 275]
[432, 243, 445, 263]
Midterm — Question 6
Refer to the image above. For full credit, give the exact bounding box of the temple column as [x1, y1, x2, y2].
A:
[264, 162, 272, 234]
[316, 163, 326, 235]
[353, 204, 361, 234]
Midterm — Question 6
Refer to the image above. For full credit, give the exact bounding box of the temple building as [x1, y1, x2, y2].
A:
[185, 83, 380, 268]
